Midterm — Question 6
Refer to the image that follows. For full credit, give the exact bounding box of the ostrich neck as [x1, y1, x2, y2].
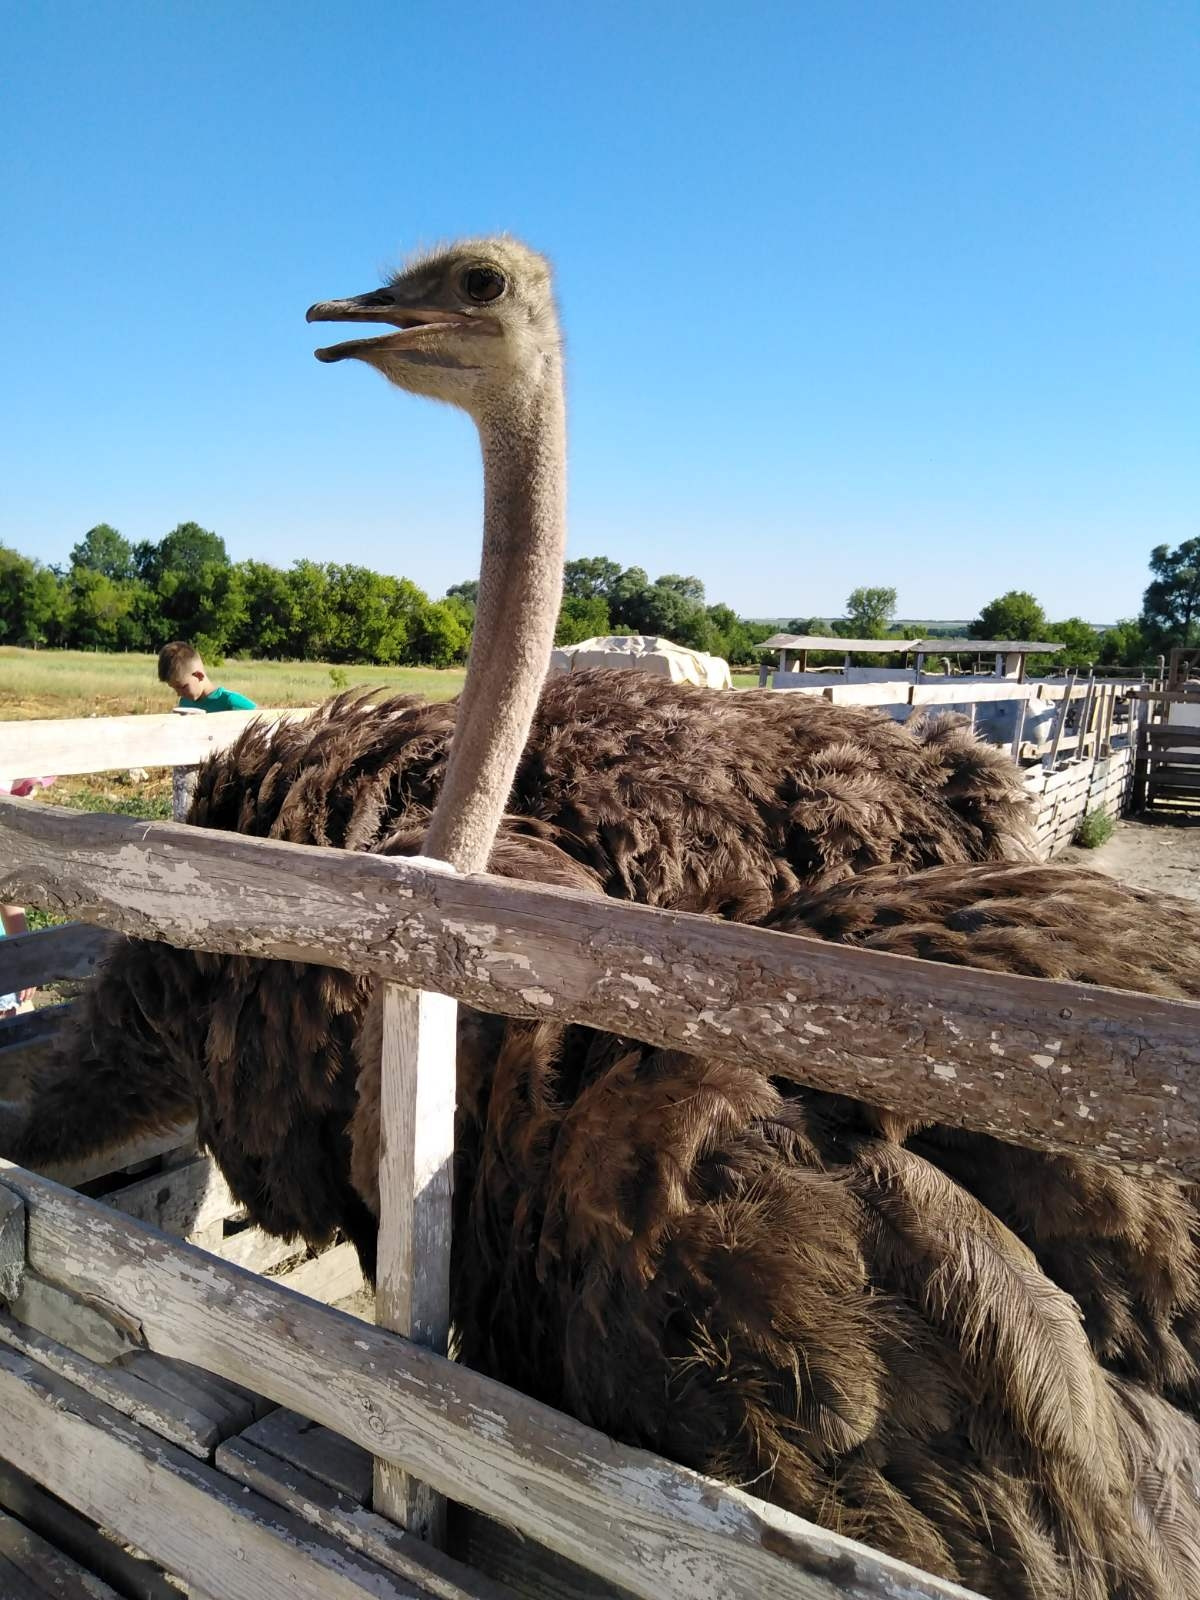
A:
[423, 360, 566, 874]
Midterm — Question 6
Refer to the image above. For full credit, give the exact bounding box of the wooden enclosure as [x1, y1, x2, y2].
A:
[0, 702, 1192, 1599]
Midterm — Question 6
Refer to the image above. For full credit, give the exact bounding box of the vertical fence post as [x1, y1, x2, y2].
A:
[1009, 687, 1028, 763]
[171, 767, 197, 822]
[1043, 669, 1077, 773]
[1074, 672, 1097, 762]
[372, 974, 458, 1546]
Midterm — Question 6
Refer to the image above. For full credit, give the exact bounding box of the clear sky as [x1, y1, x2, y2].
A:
[2, 1, 1195, 623]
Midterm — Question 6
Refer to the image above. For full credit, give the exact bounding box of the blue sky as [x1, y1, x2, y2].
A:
[2, 1, 1195, 623]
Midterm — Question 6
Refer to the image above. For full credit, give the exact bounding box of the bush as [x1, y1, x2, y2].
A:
[1074, 808, 1115, 849]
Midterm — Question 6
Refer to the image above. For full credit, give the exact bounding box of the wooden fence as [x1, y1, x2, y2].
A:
[0, 705, 1192, 1599]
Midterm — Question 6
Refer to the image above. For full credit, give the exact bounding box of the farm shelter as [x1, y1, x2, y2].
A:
[0, 703, 1196, 1599]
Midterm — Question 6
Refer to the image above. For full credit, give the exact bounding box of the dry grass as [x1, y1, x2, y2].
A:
[0, 647, 466, 721]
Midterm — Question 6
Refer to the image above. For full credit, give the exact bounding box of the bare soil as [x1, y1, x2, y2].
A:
[1059, 812, 1200, 904]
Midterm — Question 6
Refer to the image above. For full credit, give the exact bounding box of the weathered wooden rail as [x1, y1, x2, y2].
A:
[0, 697, 1183, 1599]
[2, 798, 1198, 1178]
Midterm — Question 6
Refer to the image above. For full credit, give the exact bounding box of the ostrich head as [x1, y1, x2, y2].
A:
[307, 237, 560, 421]
[306, 235, 567, 875]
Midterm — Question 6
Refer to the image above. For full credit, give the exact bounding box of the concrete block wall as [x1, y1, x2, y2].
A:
[1023, 745, 1136, 860]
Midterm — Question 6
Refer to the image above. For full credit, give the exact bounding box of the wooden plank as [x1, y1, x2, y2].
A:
[113, 1351, 259, 1436]
[0, 1005, 70, 1054]
[0, 925, 117, 994]
[374, 984, 457, 1542]
[39, 1125, 197, 1192]
[273, 1241, 363, 1305]
[9, 1270, 143, 1365]
[452, 1508, 636, 1600]
[3, 801, 1200, 1177]
[1147, 772, 1200, 793]
[0, 708, 311, 779]
[1147, 751, 1200, 769]
[1042, 668, 1077, 770]
[910, 680, 1035, 706]
[216, 1435, 551, 1600]
[210, 1224, 307, 1276]
[0, 1462, 181, 1600]
[171, 766, 197, 823]
[239, 1409, 374, 1504]
[0, 1313, 220, 1457]
[1146, 725, 1200, 746]
[0, 1347, 428, 1600]
[0, 1165, 985, 1600]
[106, 1156, 240, 1240]
[0, 1546, 56, 1600]
[0, 1505, 123, 1598]
[0, 1186, 24, 1302]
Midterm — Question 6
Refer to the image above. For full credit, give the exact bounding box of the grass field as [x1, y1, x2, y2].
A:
[0, 646, 468, 720]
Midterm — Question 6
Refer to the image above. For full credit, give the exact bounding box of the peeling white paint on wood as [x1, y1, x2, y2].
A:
[0, 1165, 985, 1600]
[2, 795, 1197, 1180]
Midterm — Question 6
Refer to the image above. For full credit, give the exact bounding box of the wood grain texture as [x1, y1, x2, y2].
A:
[0, 1461, 181, 1600]
[0, 708, 311, 779]
[0, 1187, 23, 1303]
[3, 797, 1199, 1177]
[0, 1510, 123, 1599]
[0, 924, 116, 993]
[106, 1156, 240, 1240]
[0, 1313, 220, 1457]
[0, 1164, 984, 1600]
[0, 1345, 427, 1600]
[216, 1436, 525, 1600]
[374, 983, 457, 1541]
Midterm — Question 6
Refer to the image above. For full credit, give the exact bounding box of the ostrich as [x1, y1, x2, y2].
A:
[5, 235, 1200, 1595]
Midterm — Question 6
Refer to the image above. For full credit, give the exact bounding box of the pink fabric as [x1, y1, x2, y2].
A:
[0, 777, 57, 797]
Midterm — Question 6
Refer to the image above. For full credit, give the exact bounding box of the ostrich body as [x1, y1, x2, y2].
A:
[5, 236, 1199, 1595]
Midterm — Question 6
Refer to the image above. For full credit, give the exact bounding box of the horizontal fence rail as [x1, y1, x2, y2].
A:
[2, 796, 1198, 1178]
[0, 922, 116, 993]
[0, 1164, 984, 1600]
[0, 707, 312, 778]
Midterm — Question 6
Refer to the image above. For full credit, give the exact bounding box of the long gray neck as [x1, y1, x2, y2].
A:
[423, 356, 566, 874]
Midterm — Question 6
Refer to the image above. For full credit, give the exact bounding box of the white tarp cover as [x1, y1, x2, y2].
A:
[548, 634, 732, 689]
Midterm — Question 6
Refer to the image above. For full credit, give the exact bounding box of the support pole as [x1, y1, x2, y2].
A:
[170, 767, 197, 823]
[372, 978, 458, 1545]
[1043, 668, 1077, 772]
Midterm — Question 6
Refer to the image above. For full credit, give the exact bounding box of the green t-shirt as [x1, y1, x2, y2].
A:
[177, 687, 257, 713]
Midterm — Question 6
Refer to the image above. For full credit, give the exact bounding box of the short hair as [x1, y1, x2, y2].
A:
[157, 640, 202, 685]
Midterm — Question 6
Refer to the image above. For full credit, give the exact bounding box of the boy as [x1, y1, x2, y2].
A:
[157, 641, 256, 712]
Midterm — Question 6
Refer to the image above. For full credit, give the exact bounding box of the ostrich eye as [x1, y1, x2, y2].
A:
[464, 266, 506, 303]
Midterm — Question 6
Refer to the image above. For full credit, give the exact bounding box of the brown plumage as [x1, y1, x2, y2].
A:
[8, 714, 1200, 1594]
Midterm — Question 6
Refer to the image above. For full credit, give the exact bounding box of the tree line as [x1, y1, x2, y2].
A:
[1, 522, 1196, 671]
[0, 526, 777, 667]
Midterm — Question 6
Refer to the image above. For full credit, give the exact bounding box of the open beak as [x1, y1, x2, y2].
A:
[306, 291, 473, 364]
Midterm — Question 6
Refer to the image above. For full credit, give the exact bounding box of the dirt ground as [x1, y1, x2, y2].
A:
[1059, 813, 1200, 904]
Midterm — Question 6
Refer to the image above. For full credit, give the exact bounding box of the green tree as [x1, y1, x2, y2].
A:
[231, 560, 298, 657]
[0, 545, 68, 646]
[843, 585, 898, 639]
[563, 557, 622, 601]
[654, 573, 706, 605]
[555, 594, 610, 646]
[1097, 618, 1147, 668]
[67, 566, 136, 650]
[970, 590, 1049, 642]
[284, 560, 333, 658]
[1047, 617, 1101, 672]
[445, 578, 479, 610]
[414, 598, 472, 666]
[1141, 539, 1200, 649]
[70, 523, 134, 581]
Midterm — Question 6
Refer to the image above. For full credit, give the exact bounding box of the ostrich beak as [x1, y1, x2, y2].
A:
[307, 292, 476, 364]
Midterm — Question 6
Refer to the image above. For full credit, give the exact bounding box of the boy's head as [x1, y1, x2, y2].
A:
[157, 641, 209, 700]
